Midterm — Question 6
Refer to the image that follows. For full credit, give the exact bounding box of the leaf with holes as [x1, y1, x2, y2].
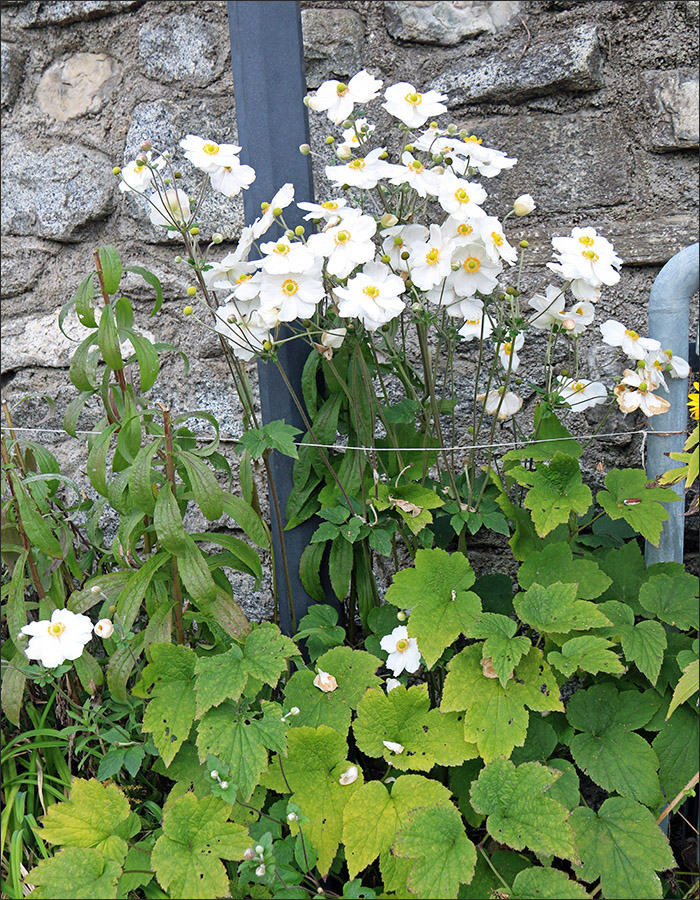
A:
[510, 452, 592, 537]
[354, 684, 477, 771]
[441, 645, 563, 762]
[596, 468, 680, 546]
[132, 643, 197, 767]
[466, 613, 531, 687]
[571, 797, 675, 899]
[151, 792, 249, 899]
[470, 757, 578, 862]
[385, 548, 482, 668]
[514, 582, 612, 633]
[548, 635, 624, 678]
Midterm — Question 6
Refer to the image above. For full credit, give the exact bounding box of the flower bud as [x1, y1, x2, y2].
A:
[219, 780, 229, 790]
[210, 770, 219, 779]
[325, 136, 335, 145]
[255, 845, 265, 856]
[287, 812, 299, 822]
[513, 194, 536, 216]
[140, 140, 152, 152]
[519, 240, 529, 249]
[295, 225, 305, 236]
[272, 207, 283, 217]
[379, 151, 389, 160]
[112, 166, 121, 176]
[380, 213, 399, 228]
[211, 232, 224, 244]
[243, 848, 256, 861]
[173, 171, 181, 179]
[404, 144, 414, 153]
[338, 765, 359, 785]
[290, 706, 300, 716]
[94, 619, 114, 639]
[400, 250, 410, 261]
[380, 254, 391, 264]
[255, 864, 266, 877]
[187, 286, 197, 296]
[90, 585, 102, 595]
[174, 255, 183, 264]
[299, 143, 311, 155]
[189, 226, 200, 235]
[396, 610, 406, 621]
[562, 318, 576, 331]
[447, 123, 457, 134]
[109, 604, 117, 614]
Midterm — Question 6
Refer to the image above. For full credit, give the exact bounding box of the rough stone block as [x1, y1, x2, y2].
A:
[36, 52, 121, 121]
[385, 0, 521, 45]
[1, 141, 115, 241]
[1, 309, 86, 373]
[0, 239, 55, 297]
[1, 41, 25, 108]
[642, 69, 699, 151]
[15, 0, 144, 27]
[301, 8, 365, 88]
[431, 23, 603, 104]
[138, 13, 226, 87]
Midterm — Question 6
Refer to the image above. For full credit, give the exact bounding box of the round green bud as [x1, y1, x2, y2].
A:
[404, 144, 414, 153]
[112, 166, 121, 175]
[189, 226, 200, 235]
[467, 426, 474, 435]
[405, 279, 413, 288]
[380, 254, 391, 264]
[444, 156, 453, 166]
[295, 225, 305, 236]
[519, 239, 529, 249]
[183, 305, 194, 316]
[379, 151, 389, 159]
[382, 323, 391, 332]
[286, 229, 295, 239]
[342, 119, 353, 129]
[515, 377, 522, 385]
[174, 171, 181, 179]
[163, 177, 171, 186]
[187, 286, 197, 296]
[263, 340, 273, 351]
[393, 236, 404, 246]
[400, 250, 410, 260]
[212, 232, 224, 244]
[505, 286, 517, 295]
[273, 206, 283, 217]
[498, 293, 507, 302]
[261, 201, 270, 210]
[299, 143, 311, 155]
[432, 153, 442, 164]
[447, 123, 457, 134]
[108, 604, 117, 614]
[174, 255, 183, 264]
[397, 610, 407, 622]
[325, 136, 335, 145]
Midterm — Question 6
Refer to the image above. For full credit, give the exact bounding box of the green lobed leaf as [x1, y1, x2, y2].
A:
[570, 797, 675, 899]
[393, 804, 476, 900]
[342, 781, 397, 879]
[653, 704, 699, 801]
[598, 539, 645, 613]
[243, 621, 299, 685]
[517, 543, 611, 599]
[596, 468, 679, 546]
[638, 573, 699, 630]
[353, 683, 478, 771]
[511, 452, 592, 537]
[26, 847, 122, 899]
[510, 715, 558, 766]
[547, 635, 624, 678]
[132, 643, 197, 766]
[385, 548, 482, 668]
[151, 792, 250, 899]
[510, 866, 591, 899]
[194, 644, 247, 717]
[470, 757, 578, 862]
[514, 582, 612, 633]
[620, 619, 667, 686]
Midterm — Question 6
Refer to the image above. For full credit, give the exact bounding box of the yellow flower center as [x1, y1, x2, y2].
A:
[638, 382, 648, 392]
[664, 348, 673, 358]
[582, 249, 599, 260]
[575, 306, 584, 315]
[625, 328, 639, 341]
[410, 159, 425, 173]
[504, 342, 513, 356]
[457, 224, 473, 236]
[48, 622, 66, 637]
[396, 638, 410, 652]
[572, 382, 585, 392]
[274, 243, 290, 255]
[335, 230, 350, 245]
[321, 201, 339, 210]
[202, 141, 220, 155]
[348, 158, 365, 169]
[463, 256, 480, 273]
[236, 273, 252, 283]
[491, 232, 504, 246]
[363, 285, 380, 299]
[465, 317, 480, 325]
[336, 84, 349, 96]
[464, 135, 483, 144]
[426, 248, 440, 265]
[405, 92, 422, 105]
[281, 279, 299, 296]
[654, 360, 663, 369]
[454, 188, 470, 203]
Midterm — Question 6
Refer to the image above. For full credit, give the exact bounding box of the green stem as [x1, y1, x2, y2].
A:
[162, 407, 185, 645]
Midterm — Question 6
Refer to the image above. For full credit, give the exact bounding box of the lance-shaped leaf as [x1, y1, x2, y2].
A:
[514, 582, 612, 633]
[132, 643, 197, 766]
[638, 573, 699, 630]
[470, 757, 578, 862]
[548, 635, 624, 678]
[518, 543, 611, 599]
[283, 646, 382, 736]
[39, 779, 135, 864]
[284, 725, 363, 876]
[441, 645, 563, 762]
[392, 804, 476, 899]
[466, 613, 531, 687]
[151, 792, 250, 899]
[620, 619, 667, 686]
[596, 468, 679, 546]
[353, 684, 477, 771]
[510, 867, 591, 899]
[510, 452, 592, 537]
[570, 797, 675, 899]
[196, 700, 287, 802]
[26, 848, 123, 899]
[567, 682, 662, 807]
[384, 548, 482, 667]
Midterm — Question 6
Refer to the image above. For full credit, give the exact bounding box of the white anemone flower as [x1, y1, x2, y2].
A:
[556, 376, 607, 411]
[389, 151, 442, 198]
[406, 223, 455, 290]
[148, 187, 191, 234]
[513, 194, 536, 216]
[307, 210, 377, 278]
[477, 388, 523, 420]
[645, 347, 691, 386]
[564, 300, 596, 334]
[456, 299, 495, 340]
[214, 307, 271, 361]
[251, 183, 295, 239]
[614, 369, 671, 417]
[337, 117, 375, 154]
[306, 70, 382, 124]
[569, 279, 603, 303]
[437, 173, 488, 221]
[448, 135, 517, 178]
[382, 81, 447, 128]
[599, 320, 661, 360]
[498, 333, 525, 373]
[180, 135, 243, 173]
[297, 198, 348, 221]
[321, 327, 347, 350]
[548, 227, 622, 290]
[451, 243, 502, 297]
[333, 260, 405, 331]
[258, 268, 324, 322]
[119, 151, 165, 194]
[381, 224, 429, 272]
[528, 285, 567, 330]
[325, 147, 399, 190]
[210, 161, 256, 198]
[259, 236, 317, 275]
[21, 609, 93, 668]
[386, 678, 402, 692]
[204, 249, 258, 292]
[475, 216, 517, 265]
[441, 218, 478, 245]
[379, 625, 422, 676]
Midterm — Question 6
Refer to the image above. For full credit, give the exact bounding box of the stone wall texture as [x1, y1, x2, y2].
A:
[1, 1, 699, 613]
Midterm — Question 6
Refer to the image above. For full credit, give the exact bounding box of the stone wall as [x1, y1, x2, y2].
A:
[1, 1, 698, 613]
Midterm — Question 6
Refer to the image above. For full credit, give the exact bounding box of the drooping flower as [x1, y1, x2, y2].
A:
[498, 333, 525, 373]
[325, 147, 399, 190]
[614, 368, 671, 417]
[313, 669, 338, 692]
[599, 320, 661, 360]
[119, 151, 165, 194]
[477, 388, 523, 420]
[528, 285, 567, 330]
[21, 609, 94, 668]
[448, 134, 517, 179]
[337, 117, 375, 154]
[386, 678, 402, 692]
[475, 216, 517, 265]
[437, 173, 488, 221]
[148, 188, 191, 234]
[406, 223, 455, 290]
[307, 210, 377, 278]
[306, 70, 382, 124]
[456, 299, 495, 341]
[210, 160, 256, 197]
[513, 194, 536, 216]
[333, 260, 406, 331]
[379, 625, 422, 676]
[251, 183, 295, 239]
[644, 347, 691, 386]
[382, 81, 447, 128]
[94, 619, 115, 639]
[180, 135, 243, 173]
[555, 376, 607, 411]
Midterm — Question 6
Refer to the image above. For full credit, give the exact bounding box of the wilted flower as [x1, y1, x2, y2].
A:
[386, 678, 402, 692]
[338, 765, 359, 785]
[321, 327, 347, 349]
[148, 188, 191, 234]
[555, 376, 607, 411]
[313, 669, 338, 693]
[21, 609, 93, 668]
[478, 388, 523, 420]
[382, 740, 405, 754]
[380, 625, 422, 676]
[614, 369, 671, 417]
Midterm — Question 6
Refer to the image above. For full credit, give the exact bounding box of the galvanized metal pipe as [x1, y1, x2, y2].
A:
[645, 242, 699, 565]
